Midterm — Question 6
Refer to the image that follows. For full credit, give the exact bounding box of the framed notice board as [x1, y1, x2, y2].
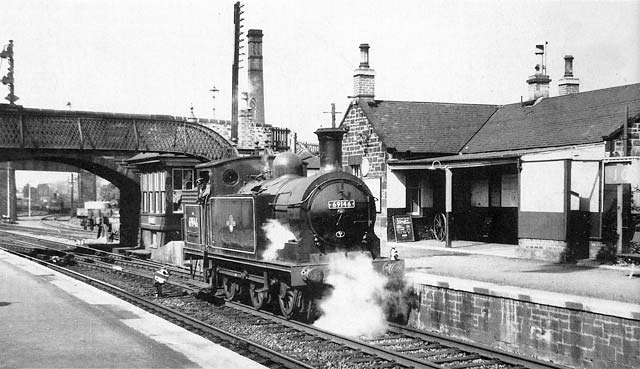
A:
[393, 215, 415, 242]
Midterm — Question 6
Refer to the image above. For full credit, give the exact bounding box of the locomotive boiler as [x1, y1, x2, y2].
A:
[183, 127, 404, 319]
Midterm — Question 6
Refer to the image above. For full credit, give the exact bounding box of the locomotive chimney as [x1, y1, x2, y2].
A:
[315, 127, 346, 172]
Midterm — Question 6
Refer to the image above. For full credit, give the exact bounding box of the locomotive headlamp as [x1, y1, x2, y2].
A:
[313, 234, 325, 254]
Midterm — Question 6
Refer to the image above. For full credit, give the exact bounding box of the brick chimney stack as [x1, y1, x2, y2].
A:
[353, 43, 375, 100]
[558, 55, 580, 95]
[526, 44, 551, 101]
[248, 29, 265, 126]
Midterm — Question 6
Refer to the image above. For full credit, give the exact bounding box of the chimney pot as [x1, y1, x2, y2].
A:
[559, 55, 580, 95]
[353, 43, 375, 100]
[359, 43, 370, 68]
[564, 55, 574, 77]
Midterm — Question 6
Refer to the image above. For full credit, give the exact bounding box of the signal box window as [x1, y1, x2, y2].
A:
[141, 172, 166, 215]
[172, 169, 194, 213]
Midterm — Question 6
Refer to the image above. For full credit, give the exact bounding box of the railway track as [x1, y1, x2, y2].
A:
[0, 229, 569, 369]
[1, 217, 91, 241]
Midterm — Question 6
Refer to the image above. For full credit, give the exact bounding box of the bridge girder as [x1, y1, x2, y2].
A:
[0, 105, 238, 162]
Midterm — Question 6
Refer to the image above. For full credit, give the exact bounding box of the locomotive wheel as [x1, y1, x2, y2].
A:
[222, 277, 238, 302]
[249, 282, 269, 310]
[278, 283, 300, 320]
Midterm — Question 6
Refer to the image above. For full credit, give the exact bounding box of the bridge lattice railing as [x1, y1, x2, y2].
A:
[0, 108, 237, 161]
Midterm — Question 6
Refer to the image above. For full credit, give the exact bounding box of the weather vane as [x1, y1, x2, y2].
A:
[1, 40, 19, 104]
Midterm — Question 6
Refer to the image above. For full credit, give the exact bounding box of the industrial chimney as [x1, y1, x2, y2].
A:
[315, 127, 346, 172]
[558, 55, 580, 95]
[248, 29, 265, 126]
[353, 43, 375, 100]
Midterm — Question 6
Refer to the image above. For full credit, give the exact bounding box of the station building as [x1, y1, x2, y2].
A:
[340, 44, 640, 261]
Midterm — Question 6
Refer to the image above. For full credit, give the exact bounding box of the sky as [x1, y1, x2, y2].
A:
[2, 0, 639, 185]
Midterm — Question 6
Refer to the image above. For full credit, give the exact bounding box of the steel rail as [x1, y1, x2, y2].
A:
[0, 228, 196, 277]
[388, 323, 571, 369]
[228, 302, 440, 369]
[0, 247, 313, 369]
[228, 301, 569, 369]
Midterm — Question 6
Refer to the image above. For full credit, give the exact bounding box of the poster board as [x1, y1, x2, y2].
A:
[393, 215, 415, 242]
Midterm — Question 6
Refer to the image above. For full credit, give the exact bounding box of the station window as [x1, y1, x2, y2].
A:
[141, 172, 166, 214]
[406, 173, 421, 215]
[351, 164, 361, 177]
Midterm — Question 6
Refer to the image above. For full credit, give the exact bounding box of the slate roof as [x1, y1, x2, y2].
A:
[461, 83, 640, 154]
[358, 99, 498, 154]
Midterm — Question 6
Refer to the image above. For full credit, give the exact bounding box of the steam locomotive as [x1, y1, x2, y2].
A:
[182, 127, 404, 319]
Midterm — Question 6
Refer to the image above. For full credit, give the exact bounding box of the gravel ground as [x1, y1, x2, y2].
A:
[389, 246, 640, 305]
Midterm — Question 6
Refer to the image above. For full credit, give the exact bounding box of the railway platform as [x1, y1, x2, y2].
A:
[0, 249, 267, 369]
[383, 239, 640, 315]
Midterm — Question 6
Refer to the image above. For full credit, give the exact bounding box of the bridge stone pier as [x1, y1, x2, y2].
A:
[0, 104, 236, 248]
[0, 162, 17, 222]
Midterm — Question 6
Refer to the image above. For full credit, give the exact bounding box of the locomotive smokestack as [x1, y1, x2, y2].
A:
[315, 127, 346, 172]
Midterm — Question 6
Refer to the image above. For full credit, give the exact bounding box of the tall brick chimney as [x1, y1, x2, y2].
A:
[353, 43, 375, 100]
[248, 29, 265, 126]
[526, 44, 551, 101]
[558, 55, 580, 95]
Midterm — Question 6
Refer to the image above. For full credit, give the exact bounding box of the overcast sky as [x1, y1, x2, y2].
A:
[2, 0, 639, 185]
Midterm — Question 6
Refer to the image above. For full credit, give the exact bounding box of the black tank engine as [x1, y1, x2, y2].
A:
[183, 127, 404, 319]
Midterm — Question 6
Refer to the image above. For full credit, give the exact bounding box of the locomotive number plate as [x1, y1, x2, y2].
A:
[328, 200, 355, 209]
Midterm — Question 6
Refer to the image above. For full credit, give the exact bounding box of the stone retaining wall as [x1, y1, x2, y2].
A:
[409, 283, 640, 369]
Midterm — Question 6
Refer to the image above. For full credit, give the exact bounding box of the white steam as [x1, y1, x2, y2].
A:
[261, 219, 296, 261]
[313, 253, 390, 338]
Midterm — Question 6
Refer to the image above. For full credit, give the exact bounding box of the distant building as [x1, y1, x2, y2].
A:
[37, 183, 50, 198]
[22, 184, 39, 202]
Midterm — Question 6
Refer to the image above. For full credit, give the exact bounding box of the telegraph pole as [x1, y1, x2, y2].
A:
[69, 174, 76, 213]
[27, 183, 31, 217]
[1, 40, 19, 104]
[231, 2, 245, 143]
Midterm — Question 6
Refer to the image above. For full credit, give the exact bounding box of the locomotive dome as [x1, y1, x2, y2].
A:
[272, 151, 304, 177]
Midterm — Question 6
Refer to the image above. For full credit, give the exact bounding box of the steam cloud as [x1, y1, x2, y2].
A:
[313, 253, 389, 337]
[261, 219, 296, 261]
[313, 253, 419, 338]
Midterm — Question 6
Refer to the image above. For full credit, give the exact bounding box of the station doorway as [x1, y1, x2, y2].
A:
[397, 163, 519, 246]
[449, 165, 519, 245]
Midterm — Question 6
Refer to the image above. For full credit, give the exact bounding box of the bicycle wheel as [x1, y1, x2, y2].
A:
[433, 213, 447, 241]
